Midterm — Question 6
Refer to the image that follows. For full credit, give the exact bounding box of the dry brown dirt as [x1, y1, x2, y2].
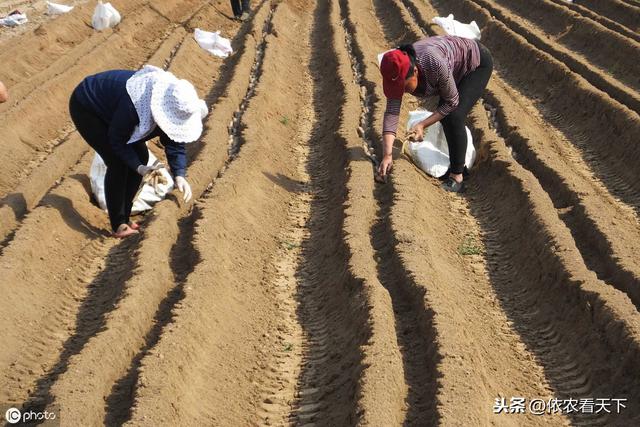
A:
[1, 0, 639, 425]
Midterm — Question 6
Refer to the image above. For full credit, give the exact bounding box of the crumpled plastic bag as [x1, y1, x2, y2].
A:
[432, 14, 481, 40]
[0, 11, 28, 27]
[47, 2, 74, 15]
[194, 28, 233, 58]
[92, 1, 121, 31]
[402, 110, 475, 178]
[90, 150, 174, 213]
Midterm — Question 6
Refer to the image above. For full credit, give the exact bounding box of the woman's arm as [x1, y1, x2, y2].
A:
[160, 134, 192, 202]
[378, 98, 403, 178]
[161, 136, 187, 177]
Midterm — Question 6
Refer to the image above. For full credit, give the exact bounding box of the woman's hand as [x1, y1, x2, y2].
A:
[377, 154, 393, 179]
[137, 163, 163, 176]
[409, 122, 425, 141]
[175, 176, 192, 202]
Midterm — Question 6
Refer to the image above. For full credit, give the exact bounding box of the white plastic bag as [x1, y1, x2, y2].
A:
[403, 110, 475, 178]
[92, 1, 121, 31]
[194, 28, 233, 58]
[47, 2, 74, 15]
[90, 150, 175, 213]
[0, 12, 28, 27]
[432, 14, 481, 40]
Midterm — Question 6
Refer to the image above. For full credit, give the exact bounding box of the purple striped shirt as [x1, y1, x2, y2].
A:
[383, 36, 481, 135]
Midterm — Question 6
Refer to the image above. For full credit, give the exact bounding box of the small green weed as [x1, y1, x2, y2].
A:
[459, 234, 483, 256]
[280, 115, 290, 126]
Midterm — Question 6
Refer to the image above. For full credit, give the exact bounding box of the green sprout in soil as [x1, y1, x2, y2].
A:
[283, 342, 293, 352]
[459, 234, 483, 256]
[280, 115, 290, 126]
[279, 239, 299, 250]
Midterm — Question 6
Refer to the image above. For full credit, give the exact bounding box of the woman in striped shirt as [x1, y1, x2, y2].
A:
[378, 35, 493, 192]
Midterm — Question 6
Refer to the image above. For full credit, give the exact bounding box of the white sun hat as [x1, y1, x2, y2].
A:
[125, 65, 208, 144]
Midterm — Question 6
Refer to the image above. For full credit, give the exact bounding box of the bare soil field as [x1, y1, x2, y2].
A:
[1, 0, 639, 425]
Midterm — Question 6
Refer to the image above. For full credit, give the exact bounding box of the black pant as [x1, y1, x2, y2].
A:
[230, 0, 250, 17]
[440, 42, 493, 174]
[69, 92, 148, 232]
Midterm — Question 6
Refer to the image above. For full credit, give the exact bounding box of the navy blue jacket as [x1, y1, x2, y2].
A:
[74, 70, 187, 177]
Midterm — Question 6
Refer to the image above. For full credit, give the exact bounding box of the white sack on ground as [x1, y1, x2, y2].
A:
[92, 1, 121, 31]
[194, 28, 233, 58]
[90, 150, 175, 213]
[47, 2, 74, 15]
[0, 12, 28, 27]
[402, 110, 476, 178]
[432, 14, 480, 40]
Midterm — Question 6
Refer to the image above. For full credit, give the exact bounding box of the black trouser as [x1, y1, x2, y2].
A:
[440, 42, 493, 174]
[230, 0, 250, 17]
[69, 91, 148, 232]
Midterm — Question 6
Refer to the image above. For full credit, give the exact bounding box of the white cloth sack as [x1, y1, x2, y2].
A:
[0, 12, 28, 27]
[194, 28, 233, 58]
[432, 14, 480, 40]
[90, 150, 175, 213]
[403, 110, 476, 178]
[47, 2, 74, 15]
[92, 1, 121, 31]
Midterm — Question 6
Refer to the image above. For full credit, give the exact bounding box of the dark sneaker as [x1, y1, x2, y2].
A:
[441, 177, 464, 193]
[439, 166, 470, 181]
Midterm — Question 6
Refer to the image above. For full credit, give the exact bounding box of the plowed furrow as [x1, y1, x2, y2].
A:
[16, 236, 136, 408]
[0, 0, 223, 244]
[413, 0, 640, 422]
[330, 0, 411, 424]
[0, 0, 249, 416]
[0, 0, 87, 43]
[483, 93, 640, 309]
[0, 2, 173, 197]
[412, 0, 640, 306]
[0, 25, 186, 246]
[0, 0, 156, 108]
[351, 0, 564, 425]
[339, 0, 440, 424]
[125, 3, 343, 425]
[375, 0, 640, 423]
[0, 156, 120, 406]
[103, 209, 201, 426]
[426, 0, 640, 216]
[37, 4, 271, 424]
[467, 138, 640, 424]
[558, 0, 640, 34]
[546, 0, 640, 42]
[466, 0, 640, 114]
[410, 0, 640, 288]
[282, 2, 377, 423]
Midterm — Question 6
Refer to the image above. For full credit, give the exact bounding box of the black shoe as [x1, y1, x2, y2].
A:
[441, 177, 464, 193]
[438, 166, 470, 181]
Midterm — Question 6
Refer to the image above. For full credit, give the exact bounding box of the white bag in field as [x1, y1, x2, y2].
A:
[92, 1, 121, 31]
[47, 2, 74, 15]
[194, 28, 233, 58]
[432, 14, 481, 40]
[402, 110, 475, 178]
[0, 12, 28, 27]
[90, 150, 175, 213]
